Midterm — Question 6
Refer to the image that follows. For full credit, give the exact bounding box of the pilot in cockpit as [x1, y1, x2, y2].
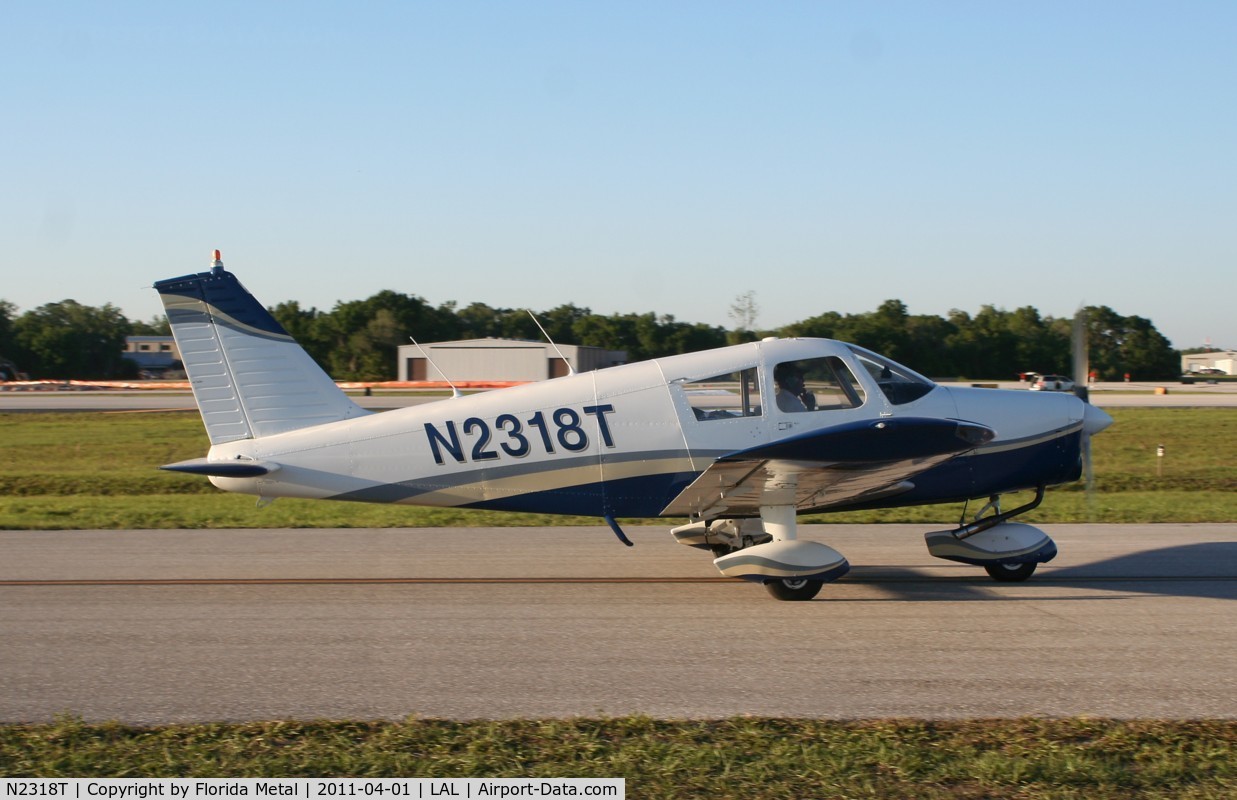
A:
[774, 362, 816, 412]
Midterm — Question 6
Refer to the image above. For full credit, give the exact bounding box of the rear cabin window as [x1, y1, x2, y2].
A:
[680, 367, 763, 420]
[772, 357, 866, 413]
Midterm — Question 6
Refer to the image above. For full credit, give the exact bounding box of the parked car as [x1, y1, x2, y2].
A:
[1030, 374, 1075, 392]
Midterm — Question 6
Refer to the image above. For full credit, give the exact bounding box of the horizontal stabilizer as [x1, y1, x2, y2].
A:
[160, 457, 280, 478]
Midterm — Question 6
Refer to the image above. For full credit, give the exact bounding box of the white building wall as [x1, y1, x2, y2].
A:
[1182, 350, 1237, 375]
[434, 345, 548, 381]
[396, 339, 627, 382]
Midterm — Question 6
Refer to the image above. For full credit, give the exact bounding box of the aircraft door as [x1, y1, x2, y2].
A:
[769, 355, 870, 433]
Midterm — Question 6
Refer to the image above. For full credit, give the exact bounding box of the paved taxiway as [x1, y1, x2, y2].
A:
[2, 524, 1234, 723]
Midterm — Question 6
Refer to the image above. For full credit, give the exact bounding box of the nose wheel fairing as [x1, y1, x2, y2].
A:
[925, 522, 1058, 567]
[922, 486, 1059, 580]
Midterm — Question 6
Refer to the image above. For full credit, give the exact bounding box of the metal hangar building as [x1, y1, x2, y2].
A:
[396, 339, 627, 383]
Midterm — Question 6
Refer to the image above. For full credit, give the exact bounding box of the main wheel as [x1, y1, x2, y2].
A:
[764, 578, 823, 601]
[984, 561, 1037, 582]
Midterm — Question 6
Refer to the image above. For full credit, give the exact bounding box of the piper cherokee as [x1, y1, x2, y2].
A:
[156, 252, 1113, 601]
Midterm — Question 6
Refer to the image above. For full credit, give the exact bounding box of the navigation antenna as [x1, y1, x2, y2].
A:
[408, 336, 462, 398]
[527, 310, 576, 376]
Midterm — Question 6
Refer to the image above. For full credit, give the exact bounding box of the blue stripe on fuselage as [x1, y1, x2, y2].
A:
[460, 471, 700, 517]
[460, 428, 1080, 517]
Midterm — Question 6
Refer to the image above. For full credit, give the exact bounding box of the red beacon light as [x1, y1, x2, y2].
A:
[211, 249, 223, 270]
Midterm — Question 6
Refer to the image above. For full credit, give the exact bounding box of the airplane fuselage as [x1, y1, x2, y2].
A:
[203, 337, 1094, 519]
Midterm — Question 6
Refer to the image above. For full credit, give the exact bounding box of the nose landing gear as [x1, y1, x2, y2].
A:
[924, 487, 1058, 581]
[984, 560, 1039, 582]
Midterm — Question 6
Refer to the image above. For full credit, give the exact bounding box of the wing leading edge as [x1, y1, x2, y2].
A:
[661, 417, 994, 519]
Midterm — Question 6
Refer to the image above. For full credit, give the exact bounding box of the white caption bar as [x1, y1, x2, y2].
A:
[2, 780, 623, 800]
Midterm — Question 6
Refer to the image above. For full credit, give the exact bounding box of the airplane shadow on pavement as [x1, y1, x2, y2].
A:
[835, 542, 1237, 603]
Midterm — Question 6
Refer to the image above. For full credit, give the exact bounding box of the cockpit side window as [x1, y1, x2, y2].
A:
[678, 367, 764, 421]
[847, 346, 935, 405]
[772, 357, 866, 413]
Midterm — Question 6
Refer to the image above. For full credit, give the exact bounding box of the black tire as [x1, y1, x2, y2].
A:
[764, 578, 823, 601]
[985, 561, 1037, 582]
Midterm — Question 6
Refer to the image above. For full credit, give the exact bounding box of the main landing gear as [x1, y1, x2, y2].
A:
[670, 488, 1057, 600]
[671, 506, 849, 601]
[764, 576, 827, 601]
[923, 487, 1058, 582]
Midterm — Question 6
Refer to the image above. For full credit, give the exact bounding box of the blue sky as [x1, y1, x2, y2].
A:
[3, 2, 1234, 350]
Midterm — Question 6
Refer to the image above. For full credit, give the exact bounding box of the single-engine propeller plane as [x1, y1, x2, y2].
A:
[157, 253, 1113, 600]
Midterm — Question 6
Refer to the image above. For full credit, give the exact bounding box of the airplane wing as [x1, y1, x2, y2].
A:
[661, 417, 994, 519]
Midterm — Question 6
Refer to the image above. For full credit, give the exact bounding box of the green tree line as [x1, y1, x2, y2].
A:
[0, 292, 1180, 382]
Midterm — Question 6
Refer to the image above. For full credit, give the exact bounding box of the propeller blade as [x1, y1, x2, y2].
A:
[1079, 403, 1111, 515]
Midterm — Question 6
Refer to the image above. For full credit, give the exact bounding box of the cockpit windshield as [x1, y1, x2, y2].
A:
[846, 345, 935, 405]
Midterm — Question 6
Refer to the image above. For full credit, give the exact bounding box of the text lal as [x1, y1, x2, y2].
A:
[430, 784, 587, 796]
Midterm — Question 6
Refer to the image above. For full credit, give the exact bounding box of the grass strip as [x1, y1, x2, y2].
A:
[1, 408, 1233, 529]
[2, 490, 1235, 530]
[1, 717, 1234, 798]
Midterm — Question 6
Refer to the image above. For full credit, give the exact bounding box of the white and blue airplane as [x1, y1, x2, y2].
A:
[157, 253, 1113, 600]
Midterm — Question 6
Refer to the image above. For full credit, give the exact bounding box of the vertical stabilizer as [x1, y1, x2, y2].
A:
[155, 255, 369, 444]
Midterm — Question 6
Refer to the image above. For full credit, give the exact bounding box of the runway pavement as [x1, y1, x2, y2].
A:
[2, 524, 1235, 724]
